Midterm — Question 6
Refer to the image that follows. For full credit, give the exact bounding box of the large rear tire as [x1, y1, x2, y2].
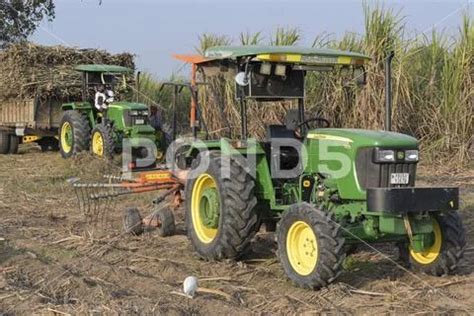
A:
[59, 110, 90, 158]
[399, 212, 465, 275]
[277, 203, 346, 289]
[185, 152, 258, 260]
[0, 131, 10, 154]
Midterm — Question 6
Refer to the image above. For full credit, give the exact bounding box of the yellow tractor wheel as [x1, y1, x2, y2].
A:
[92, 130, 104, 157]
[184, 151, 258, 260]
[90, 124, 115, 159]
[277, 203, 345, 289]
[59, 110, 90, 158]
[400, 212, 465, 275]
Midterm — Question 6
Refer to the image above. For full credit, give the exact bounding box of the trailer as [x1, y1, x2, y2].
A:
[0, 43, 136, 155]
[0, 97, 63, 154]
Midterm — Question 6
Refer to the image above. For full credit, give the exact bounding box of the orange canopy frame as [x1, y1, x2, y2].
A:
[172, 54, 211, 65]
[172, 54, 208, 134]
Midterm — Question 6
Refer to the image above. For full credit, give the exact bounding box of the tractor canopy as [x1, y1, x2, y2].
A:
[73, 64, 135, 103]
[204, 45, 370, 65]
[174, 45, 370, 66]
[175, 45, 370, 101]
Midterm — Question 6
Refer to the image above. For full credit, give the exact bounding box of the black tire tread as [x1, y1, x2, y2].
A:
[59, 110, 91, 158]
[156, 207, 176, 237]
[0, 131, 10, 154]
[123, 208, 143, 235]
[399, 211, 466, 276]
[7, 135, 19, 154]
[185, 152, 259, 260]
[277, 203, 346, 290]
[91, 123, 115, 159]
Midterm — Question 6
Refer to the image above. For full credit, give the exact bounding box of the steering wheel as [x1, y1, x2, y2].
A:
[297, 117, 330, 130]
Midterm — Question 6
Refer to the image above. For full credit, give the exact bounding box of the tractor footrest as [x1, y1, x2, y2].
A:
[367, 187, 459, 214]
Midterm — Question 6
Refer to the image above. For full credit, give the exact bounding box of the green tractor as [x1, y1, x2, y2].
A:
[59, 64, 163, 166]
[176, 46, 466, 289]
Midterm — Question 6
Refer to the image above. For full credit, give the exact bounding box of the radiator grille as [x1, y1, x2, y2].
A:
[356, 148, 416, 190]
[124, 111, 149, 127]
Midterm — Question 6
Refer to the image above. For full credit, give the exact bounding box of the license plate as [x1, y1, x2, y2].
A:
[135, 119, 145, 125]
[390, 173, 409, 184]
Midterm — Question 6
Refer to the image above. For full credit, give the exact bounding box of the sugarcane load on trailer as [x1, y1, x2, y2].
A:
[171, 45, 465, 289]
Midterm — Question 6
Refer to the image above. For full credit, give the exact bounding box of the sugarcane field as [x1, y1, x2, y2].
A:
[0, 1, 473, 315]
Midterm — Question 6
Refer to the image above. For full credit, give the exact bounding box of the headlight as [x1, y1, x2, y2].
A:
[375, 149, 395, 162]
[141, 110, 149, 116]
[260, 63, 271, 75]
[405, 149, 419, 162]
[130, 110, 139, 116]
[274, 64, 287, 76]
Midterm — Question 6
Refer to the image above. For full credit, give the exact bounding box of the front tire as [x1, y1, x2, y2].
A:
[185, 152, 258, 260]
[399, 212, 466, 275]
[277, 203, 346, 289]
[91, 124, 115, 159]
[59, 110, 90, 158]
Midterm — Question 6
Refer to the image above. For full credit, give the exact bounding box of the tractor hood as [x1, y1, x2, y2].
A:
[108, 102, 148, 110]
[307, 128, 418, 148]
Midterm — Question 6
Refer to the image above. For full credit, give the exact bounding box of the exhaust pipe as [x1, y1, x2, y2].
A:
[385, 51, 394, 131]
[136, 71, 141, 102]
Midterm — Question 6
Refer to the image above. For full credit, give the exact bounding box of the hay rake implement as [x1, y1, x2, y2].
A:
[71, 169, 184, 234]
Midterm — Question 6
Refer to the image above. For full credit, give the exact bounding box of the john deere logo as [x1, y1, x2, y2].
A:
[397, 151, 405, 160]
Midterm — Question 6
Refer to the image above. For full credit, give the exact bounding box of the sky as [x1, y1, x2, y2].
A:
[31, 0, 471, 78]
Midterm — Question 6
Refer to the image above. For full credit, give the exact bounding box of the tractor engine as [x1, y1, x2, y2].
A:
[304, 128, 419, 201]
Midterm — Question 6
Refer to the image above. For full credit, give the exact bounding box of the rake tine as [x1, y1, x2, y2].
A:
[73, 186, 81, 213]
[86, 186, 93, 222]
[90, 186, 98, 225]
[103, 191, 113, 227]
[79, 186, 88, 219]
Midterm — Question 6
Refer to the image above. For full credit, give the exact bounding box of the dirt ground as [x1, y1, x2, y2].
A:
[1, 145, 473, 315]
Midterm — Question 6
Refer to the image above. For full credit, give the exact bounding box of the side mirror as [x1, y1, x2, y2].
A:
[235, 72, 249, 86]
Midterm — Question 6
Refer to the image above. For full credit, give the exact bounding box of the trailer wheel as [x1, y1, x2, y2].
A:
[91, 124, 115, 159]
[59, 110, 90, 158]
[7, 135, 19, 154]
[185, 152, 258, 260]
[0, 131, 9, 154]
[399, 212, 465, 275]
[156, 207, 175, 237]
[123, 208, 143, 235]
[277, 203, 346, 289]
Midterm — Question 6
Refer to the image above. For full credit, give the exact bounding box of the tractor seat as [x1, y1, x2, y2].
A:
[266, 124, 296, 140]
[265, 125, 302, 172]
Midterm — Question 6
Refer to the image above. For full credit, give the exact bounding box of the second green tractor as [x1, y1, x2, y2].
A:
[59, 64, 164, 165]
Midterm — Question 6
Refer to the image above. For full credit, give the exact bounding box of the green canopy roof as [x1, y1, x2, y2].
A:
[204, 45, 370, 60]
[74, 64, 133, 73]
